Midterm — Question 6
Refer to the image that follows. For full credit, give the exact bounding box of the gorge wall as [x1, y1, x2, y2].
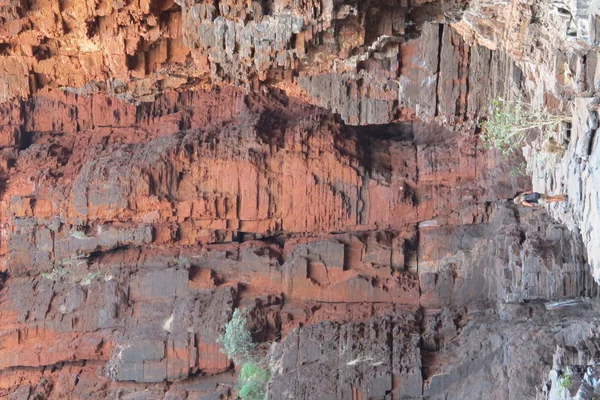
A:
[0, 0, 599, 399]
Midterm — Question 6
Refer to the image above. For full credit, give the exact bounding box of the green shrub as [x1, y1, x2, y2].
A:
[238, 381, 265, 400]
[559, 367, 573, 390]
[217, 310, 271, 400]
[238, 362, 270, 400]
[481, 97, 569, 156]
[217, 309, 256, 364]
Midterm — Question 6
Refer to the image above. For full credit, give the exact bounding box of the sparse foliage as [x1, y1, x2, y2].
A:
[41, 267, 69, 281]
[177, 256, 191, 266]
[80, 271, 101, 286]
[238, 362, 270, 400]
[42, 255, 90, 282]
[528, 150, 561, 179]
[217, 309, 256, 364]
[510, 161, 527, 177]
[59, 254, 89, 266]
[217, 309, 270, 400]
[558, 367, 573, 397]
[480, 97, 570, 156]
[41, 264, 101, 287]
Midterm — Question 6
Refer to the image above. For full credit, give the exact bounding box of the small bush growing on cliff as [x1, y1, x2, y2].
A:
[217, 309, 270, 400]
[238, 362, 270, 400]
[217, 309, 256, 364]
[480, 97, 570, 156]
[558, 367, 573, 397]
[70, 230, 90, 240]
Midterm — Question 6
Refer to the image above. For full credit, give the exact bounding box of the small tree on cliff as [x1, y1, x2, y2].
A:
[217, 309, 256, 364]
[217, 309, 270, 400]
[480, 97, 570, 156]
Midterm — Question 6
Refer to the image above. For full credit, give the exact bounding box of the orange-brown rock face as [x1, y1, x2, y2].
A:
[0, 85, 593, 398]
[0, 1, 598, 399]
[0, 0, 473, 117]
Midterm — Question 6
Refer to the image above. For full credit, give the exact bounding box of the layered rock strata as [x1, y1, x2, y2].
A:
[0, 86, 593, 399]
[0, 0, 599, 399]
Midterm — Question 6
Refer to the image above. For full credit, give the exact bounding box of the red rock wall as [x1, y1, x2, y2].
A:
[0, 1, 596, 399]
[0, 0, 473, 112]
[0, 85, 592, 398]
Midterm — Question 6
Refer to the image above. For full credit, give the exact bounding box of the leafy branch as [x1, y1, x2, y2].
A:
[480, 97, 570, 156]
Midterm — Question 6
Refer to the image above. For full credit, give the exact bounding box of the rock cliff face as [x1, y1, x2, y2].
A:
[0, 1, 599, 400]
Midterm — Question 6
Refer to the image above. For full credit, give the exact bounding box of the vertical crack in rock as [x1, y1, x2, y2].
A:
[434, 24, 445, 117]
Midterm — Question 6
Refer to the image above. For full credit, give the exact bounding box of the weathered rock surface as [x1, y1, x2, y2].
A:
[488, 0, 600, 291]
[527, 99, 600, 286]
[270, 300, 600, 400]
[268, 314, 423, 399]
[0, 0, 469, 111]
[0, 0, 599, 399]
[0, 86, 593, 398]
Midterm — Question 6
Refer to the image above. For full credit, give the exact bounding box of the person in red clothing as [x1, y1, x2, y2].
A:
[513, 190, 567, 208]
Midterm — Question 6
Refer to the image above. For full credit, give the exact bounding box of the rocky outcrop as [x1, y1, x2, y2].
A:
[0, 0, 507, 126]
[545, 331, 600, 400]
[0, 0, 599, 399]
[0, 0, 469, 107]
[481, 0, 600, 287]
[268, 314, 423, 399]
[269, 300, 600, 400]
[526, 99, 600, 286]
[452, 0, 599, 58]
[0, 85, 594, 398]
